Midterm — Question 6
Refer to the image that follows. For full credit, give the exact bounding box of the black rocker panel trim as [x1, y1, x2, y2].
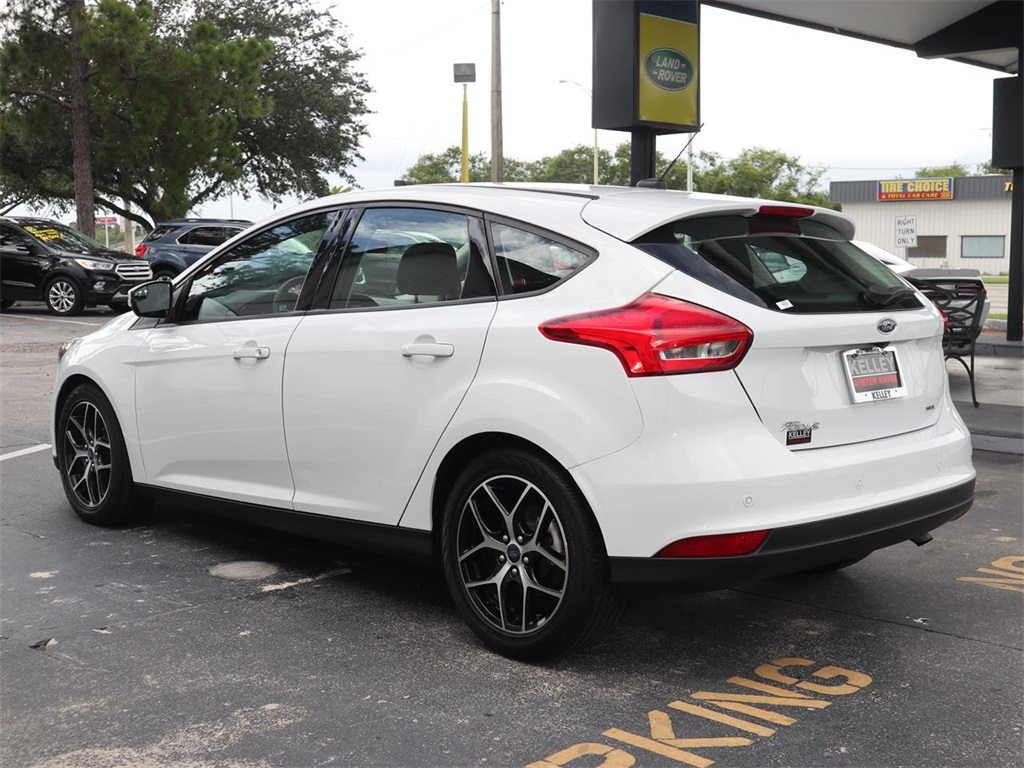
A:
[137, 485, 435, 564]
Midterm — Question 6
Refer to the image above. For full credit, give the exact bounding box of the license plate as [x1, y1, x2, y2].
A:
[842, 347, 907, 403]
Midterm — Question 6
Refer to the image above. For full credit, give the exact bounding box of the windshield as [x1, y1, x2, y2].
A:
[634, 215, 923, 313]
[21, 221, 109, 256]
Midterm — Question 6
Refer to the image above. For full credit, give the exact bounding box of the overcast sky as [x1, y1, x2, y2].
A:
[27, 0, 1007, 223]
[202, 0, 999, 221]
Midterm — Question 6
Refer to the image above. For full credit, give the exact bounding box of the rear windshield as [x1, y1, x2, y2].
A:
[634, 215, 923, 313]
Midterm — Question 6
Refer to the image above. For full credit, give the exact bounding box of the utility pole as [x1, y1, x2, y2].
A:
[490, 0, 504, 182]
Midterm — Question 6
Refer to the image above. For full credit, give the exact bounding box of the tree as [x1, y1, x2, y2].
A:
[1, 0, 370, 230]
[916, 161, 1010, 176]
[191, 0, 370, 206]
[975, 160, 1011, 175]
[401, 142, 832, 208]
[530, 145, 603, 184]
[692, 147, 832, 207]
[399, 146, 534, 184]
[915, 163, 972, 178]
[1, 1, 97, 233]
[401, 147, 491, 184]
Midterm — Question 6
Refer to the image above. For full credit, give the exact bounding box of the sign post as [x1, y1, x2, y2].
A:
[95, 215, 117, 248]
[895, 215, 917, 251]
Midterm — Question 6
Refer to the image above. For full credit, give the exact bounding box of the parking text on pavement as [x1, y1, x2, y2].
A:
[526, 657, 873, 768]
[958, 555, 1024, 593]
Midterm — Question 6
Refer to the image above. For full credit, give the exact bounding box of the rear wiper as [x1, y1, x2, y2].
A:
[863, 284, 916, 307]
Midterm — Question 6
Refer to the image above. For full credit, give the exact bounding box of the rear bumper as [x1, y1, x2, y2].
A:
[609, 478, 974, 588]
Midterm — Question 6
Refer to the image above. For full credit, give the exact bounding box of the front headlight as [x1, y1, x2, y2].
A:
[58, 337, 82, 362]
[74, 258, 115, 271]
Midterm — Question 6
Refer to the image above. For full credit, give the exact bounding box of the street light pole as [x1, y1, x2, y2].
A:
[559, 80, 598, 184]
[454, 63, 476, 183]
[461, 83, 469, 182]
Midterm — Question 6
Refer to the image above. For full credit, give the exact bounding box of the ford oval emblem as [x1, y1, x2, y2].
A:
[877, 318, 897, 334]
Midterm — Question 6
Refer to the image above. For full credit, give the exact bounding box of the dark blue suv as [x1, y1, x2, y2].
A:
[136, 219, 251, 279]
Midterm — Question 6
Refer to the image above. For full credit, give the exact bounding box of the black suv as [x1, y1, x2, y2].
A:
[0, 217, 153, 316]
[136, 218, 251, 279]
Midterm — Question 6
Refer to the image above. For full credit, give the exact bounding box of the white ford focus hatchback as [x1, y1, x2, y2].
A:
[53, 184, 975, 659]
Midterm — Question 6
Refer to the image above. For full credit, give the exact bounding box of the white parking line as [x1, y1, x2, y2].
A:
[0, 444, 52, 461]
[0, 315, 100, 327]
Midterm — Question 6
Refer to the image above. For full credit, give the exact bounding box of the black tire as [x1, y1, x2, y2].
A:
[56, 383, 150, 526]
[152, 267, 177, 281]
[45, 276, 84, 316]
[0, 299, 13, 311]
[441, 449, 621, 661]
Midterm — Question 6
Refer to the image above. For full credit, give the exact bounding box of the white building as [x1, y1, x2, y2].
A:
[830, 175, 1014, 274]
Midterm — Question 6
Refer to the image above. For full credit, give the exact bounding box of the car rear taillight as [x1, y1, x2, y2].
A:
[756, 205, 814, 218]
[539, 294, 752, 376]
[655, 530, 770, 558]
[135, 244, 148, 258]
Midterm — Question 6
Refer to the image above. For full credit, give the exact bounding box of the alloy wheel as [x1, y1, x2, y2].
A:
[455, 474, 569, 635]
[62, 400, 112, 508]
[48, 280, 77, 314]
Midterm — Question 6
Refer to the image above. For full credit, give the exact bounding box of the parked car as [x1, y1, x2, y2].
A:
[52, 185, 975, 659]
[854, 240, 991, 333]
[136, 218, 251, 279]
[1, 217, 152, 315]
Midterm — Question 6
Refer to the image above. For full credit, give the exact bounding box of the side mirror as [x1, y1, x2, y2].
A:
[130, 280, 172, 318]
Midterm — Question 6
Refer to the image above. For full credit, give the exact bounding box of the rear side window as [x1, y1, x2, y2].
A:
[180, 226, 233, 246]
[490, 223, 592, 295]
[634, 215, 923, 313]
[144, 226, 176, 242]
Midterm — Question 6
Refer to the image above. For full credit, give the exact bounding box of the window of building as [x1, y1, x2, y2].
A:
[961, 235, 1005, 259]
[906, 236, 946, 259]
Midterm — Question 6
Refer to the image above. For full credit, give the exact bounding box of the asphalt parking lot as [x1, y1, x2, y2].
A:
[2, 305, 1022, 767]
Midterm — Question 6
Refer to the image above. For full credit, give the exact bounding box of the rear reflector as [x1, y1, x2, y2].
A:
[540, 294, 752, 376]
[655, 530, 770, 558]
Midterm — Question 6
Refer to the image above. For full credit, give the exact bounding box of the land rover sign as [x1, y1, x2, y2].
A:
[636, 10, 699, 128]
[644, 47, 693, 91]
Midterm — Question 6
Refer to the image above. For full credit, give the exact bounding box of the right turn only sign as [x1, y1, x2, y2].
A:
[895, 215, 917, 248]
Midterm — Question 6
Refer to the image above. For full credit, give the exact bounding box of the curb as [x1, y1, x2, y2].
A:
[971, 433, 1024, 455]
[974, 337, 1024, 358]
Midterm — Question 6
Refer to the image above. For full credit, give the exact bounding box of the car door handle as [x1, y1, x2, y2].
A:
[401, 343, 454, 358]
[233, 346, 271, 360]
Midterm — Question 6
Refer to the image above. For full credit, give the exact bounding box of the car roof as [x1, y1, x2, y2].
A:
[154, 219, 252, 226]
[4, 216, 63, 226]
[270, 183, 856, 242]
